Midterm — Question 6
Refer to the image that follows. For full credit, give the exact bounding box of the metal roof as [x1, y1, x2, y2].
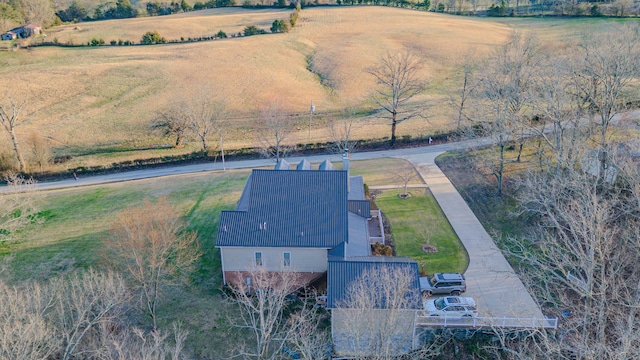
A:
[216, 169, 349, 248]
[327, 257, 421, 309]
[296, 159, 311, 170]
[348, 200, 370, 219]
[348, 176, 365, 200]
[319, 160, 334, 171]
[274, 159, 291, 170]
[345, 213, 370, 257]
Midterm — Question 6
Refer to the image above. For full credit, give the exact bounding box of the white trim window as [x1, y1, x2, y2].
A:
[255, 251, 263, 267]
[283, 252, 291, 267]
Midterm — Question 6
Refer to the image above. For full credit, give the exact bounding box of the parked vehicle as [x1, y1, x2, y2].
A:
[424, 296, 477, 317]
[419, 273, 466, 297]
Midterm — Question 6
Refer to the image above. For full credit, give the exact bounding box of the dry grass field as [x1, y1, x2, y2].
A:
[0, 7, 620, 171]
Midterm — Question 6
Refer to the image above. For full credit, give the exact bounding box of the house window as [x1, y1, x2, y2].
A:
[255, 252, 263, 267]
[283, 252, 291, 267]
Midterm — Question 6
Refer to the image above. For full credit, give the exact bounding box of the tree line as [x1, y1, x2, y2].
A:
[332, 0, 640, 17]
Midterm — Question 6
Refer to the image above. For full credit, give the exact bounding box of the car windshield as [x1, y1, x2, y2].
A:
[434, 298, 446, 310]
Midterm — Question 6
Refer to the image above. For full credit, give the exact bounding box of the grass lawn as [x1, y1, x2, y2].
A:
[0, 158, 467, 356]
[374, 189, 468, 275]
[1, 170, 251, 358]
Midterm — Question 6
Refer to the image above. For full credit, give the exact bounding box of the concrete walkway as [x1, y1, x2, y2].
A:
[400, 152, 547, 323]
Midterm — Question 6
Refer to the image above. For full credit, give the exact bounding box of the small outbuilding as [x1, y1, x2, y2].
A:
[1, 31, 17, 40]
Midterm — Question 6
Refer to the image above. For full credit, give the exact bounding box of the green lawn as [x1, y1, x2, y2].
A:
[374, 189, 468, 275]
[1, 171, 250, 358]
[0, 159, 467, 357]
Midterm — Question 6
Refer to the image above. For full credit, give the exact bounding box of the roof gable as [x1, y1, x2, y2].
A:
[216, 169, 349, 248]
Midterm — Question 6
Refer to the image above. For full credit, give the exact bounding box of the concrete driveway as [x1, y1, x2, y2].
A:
[402, 152, 546, 323]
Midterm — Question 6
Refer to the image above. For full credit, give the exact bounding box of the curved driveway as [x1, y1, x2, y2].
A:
[0, 137, 549, 322]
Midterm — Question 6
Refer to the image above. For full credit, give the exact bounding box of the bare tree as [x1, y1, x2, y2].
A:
[328, 105, 362, 154]
[450, 50, 479, 130]
[0, 90, 32, 172]
[107, 322, 189, 360]
[286, 304, 330, 360]
[479, 32, 539, 195]
[185, 91, 225, 153]
[226, 267, 320, 360]
[151, 107, 191, 148]
[394, 160, 419, 198]
[26, 131, 52, 171]
[366, 49, 428, 147]
[528, 54, 583, 174]
[49, 270, 129, 360]
[571, 23, 640, 182]
[105, 198, 201, 331]
[333, 264, 422, 359]
[468, 0, 481, 15]
[0, 173, 39, 241]
[254, 100, 295, 162]
[0, 279, 57, 360]
[18, 0, 56, 27]
[503, 148, 640, 359]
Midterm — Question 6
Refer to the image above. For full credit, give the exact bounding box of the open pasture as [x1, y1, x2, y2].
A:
[0, 7, 623, 170]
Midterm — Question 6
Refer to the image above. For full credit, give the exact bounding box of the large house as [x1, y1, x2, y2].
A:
[215, 154, 422, 356]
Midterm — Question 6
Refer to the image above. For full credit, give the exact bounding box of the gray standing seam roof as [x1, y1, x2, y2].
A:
[296, 159, 312, 170]
[274, 159, 291, 170]
[216, 169, 349, 248]
[327, 257, 422, 309]
[319, 160, 335, 171]
[348, 200, 370, 219]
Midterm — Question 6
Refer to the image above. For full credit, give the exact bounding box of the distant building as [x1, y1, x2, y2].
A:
[1, 31, 17, 41]
[1, 24, 42, 40]
[23, 24, 42, 37]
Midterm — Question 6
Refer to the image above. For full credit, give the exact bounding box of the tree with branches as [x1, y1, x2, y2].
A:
[0, 173, 39, 241]
[105, 198, 201, 331]
[333, 264, 423, 358]
[571, 24, 640, 183]
[478, 31, 540, 195]
[254, 99, 295, 162]
[226, 267, 327, 360]
[328, 105, 362, 155]
[450, 49, 479, 130]
[151, 106, 191, 148]
[49, 270, 129, 360]
[367, 49, 428, 147]
[500, 146, 640, 359]
[0, 90, 32, 172]
[185, 91, 225, 153]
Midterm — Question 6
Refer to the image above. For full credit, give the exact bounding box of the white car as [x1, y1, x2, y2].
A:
[424, 296, 477, 317]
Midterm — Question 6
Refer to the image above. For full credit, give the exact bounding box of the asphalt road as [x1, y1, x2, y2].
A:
[0, 137, 493, 193]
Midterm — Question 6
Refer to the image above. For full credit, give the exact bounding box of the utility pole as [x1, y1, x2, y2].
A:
[308, 101, 315, 143]
[220, 133, 225, 171]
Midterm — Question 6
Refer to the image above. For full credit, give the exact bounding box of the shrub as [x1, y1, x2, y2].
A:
[289, 10, 298, 27]
[110, 40, 117, 45]
[271, 19, 289, 33]
[89, 38, 104, 46]
[243, 25, 266, 36]
[140, 31, 166, 45]
[217, 30, 227, 38]
[371, 242, 393, 256]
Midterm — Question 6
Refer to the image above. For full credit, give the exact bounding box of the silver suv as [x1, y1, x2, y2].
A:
[419, 273, 466, 297]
